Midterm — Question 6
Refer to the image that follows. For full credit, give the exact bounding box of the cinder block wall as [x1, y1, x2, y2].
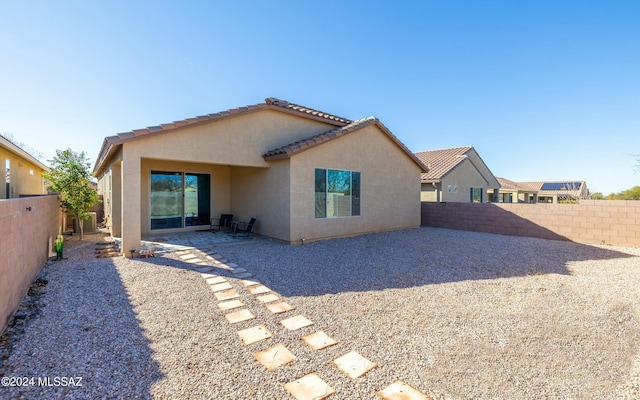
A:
[0, 195, 61, 333]
[421, 200, 640, 247]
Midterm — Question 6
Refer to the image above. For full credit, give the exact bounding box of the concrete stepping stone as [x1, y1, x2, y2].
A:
[284, 373, 335, 400]
[234, 272, 253, 279]
[214, 289, 240, 301]
[248, 285, 271, 295]
[218, 299, 244, 311]
[280, 315, 314, 331]
[253, 343, 297, 371]
[231, 267, 247, 274]
[333, 350, 377, 379]
[265, 301, 295, 314]
[301, 331, 338, 350]
[242, 279, 260, 287]
[201, 273, 218, 279]
[209, 282, 233, 292]
[226, 262, 238, 268]
[377, 380, 432, 400]
[256, 294, 280, 303]
[179, 253, 197, 260]
[185, 258, 202, 264]
[225, 309, 256, 324]
[205, 276, 227, 285]
[215, 263, 234, 271]
[195, 266, 214, 272]
[237, 324, 273, 345]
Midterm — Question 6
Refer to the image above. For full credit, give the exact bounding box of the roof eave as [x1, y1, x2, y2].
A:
[0, 135, 50, 172]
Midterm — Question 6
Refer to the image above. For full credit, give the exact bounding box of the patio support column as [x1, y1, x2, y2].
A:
[121, 155, 141, 257]
[111, 162, 122, 237]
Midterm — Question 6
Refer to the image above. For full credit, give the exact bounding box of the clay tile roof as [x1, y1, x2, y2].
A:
[414, 146, 473, 181]
[94, 97, 363, 174]
[517, 181, 586, 196]
[265, 97, 352, 125]
[496, 177, 537, 192]
[263, 117, 428, 172]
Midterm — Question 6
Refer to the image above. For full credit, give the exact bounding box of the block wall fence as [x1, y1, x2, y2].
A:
[421, 200, 640, 247]
[0, 195, 61, 333]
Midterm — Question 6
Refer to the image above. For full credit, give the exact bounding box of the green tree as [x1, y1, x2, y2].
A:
[602, 186, 640, 200]
[44, 149, 100, 240]
[590, 192, 604, 200]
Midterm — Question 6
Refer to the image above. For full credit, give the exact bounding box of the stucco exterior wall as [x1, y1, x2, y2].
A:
[0, 195, 61, 333]
[230, 163, 290, 241]
[0, 147, 47, 198]
[465, 150, 500, 188]
[438, 159, 489, 202]
[287, 124, 422, 243]
[121, 110, 335, 168]
[420, 183, 439, 202]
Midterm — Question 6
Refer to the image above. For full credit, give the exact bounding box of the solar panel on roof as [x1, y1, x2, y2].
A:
[540, 182, 581, 191]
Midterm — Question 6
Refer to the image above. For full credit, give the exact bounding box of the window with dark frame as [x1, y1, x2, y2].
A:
[315, 168, 360, 218]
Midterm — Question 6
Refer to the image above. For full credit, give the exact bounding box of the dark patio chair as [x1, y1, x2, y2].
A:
[211, 213, 233, 232]
[232, 218, 256, 237]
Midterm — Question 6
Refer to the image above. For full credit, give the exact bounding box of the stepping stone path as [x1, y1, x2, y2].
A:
[175, 247, 433, 399]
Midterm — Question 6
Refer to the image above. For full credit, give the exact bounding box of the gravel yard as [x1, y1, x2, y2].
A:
[1, 227, 639, 399]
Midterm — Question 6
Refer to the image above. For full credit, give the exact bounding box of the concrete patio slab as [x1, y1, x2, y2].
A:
[280, 315, 314, 331]
[265, 301, 295, 314]
[237, 324, 273, 346]
[205, 276, 227, 285]
[377, 380, 432, 400]
[301, 331, 338, 350]
[225, 309, 256, 324]
[217, 299, 244, 311]
[209, 282, 233, 292]
[214, 289, 240, 301]
[248, 285, 271, 295]
[333, 350, 377, 378]
[253, 343, 297, 371]
[256, 294, 280, 303]
[284, 373, 335, 400]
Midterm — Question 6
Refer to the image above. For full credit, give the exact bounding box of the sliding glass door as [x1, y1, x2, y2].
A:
[150, 171, 210, 230]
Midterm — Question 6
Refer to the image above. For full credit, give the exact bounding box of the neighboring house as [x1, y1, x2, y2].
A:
[490, 177, 539, 203]
[516, 181, 589, 203]
[414, 146, 499, 203]
[0, 134, 49, 199]
[93, 97, 427, 254]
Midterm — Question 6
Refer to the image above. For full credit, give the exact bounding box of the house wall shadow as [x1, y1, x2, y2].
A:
[210, 227, 636, 298]
[1, 254, 163, 398]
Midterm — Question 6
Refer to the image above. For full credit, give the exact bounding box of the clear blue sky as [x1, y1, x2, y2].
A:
[2, 1, 638, 194]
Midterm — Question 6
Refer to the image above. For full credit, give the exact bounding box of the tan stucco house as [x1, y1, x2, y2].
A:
[93, 97, 427, 254]
[490, 179, 590, 203]
[514, 180, 589, 203]
[1, 134, 49, 199]
[414, 146, 499, 203]
[489, 177, 539, 203]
